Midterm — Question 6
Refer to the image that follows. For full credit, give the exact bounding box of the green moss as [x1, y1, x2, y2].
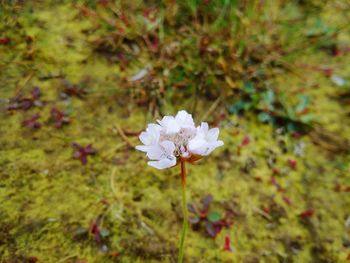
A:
[1, 0, 350, 262]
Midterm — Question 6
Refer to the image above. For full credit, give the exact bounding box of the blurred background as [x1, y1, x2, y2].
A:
[1, 0, 350, 262]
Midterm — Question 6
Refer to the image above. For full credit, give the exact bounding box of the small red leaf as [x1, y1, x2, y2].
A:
[288, 159, 297, 169]
[22, 113, 41, 129]
[241, 136, 251, 146]
[283, 196, 292, 206]
[323, 67, 333, 77]
[300, 209, 314, 218]
[72, 143, 96, 165]
[254, 176, 262, 182]
[270, 176, 286, 192]
[89, 220, 101, 245]
[223, 235, 233, 252]
[110, 251, 120, 258]
[0, 37, 10, 45]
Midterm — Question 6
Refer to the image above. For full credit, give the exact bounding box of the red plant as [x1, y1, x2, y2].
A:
[110, 251, 120, 258]
[270, 176, 286, 192]
[88, 219, 111, 248]
[254, 176, 262, 182]
[8, 87, 43, 111]
[49, 107, 70, 128]
[282, 196, 292, 206]
[22, 113, 41, 129]
[291, 132, 302, 139]
[61, 81, 87, 99]
[89, 220, 102, 245]
[72, 143, 96, 165]
[323, 67, 333, 77]
[98, 0, 109, 6]
[241, 135, 251, 146]
[188, 194, 233, 238]
[299, 209, 315, 219]
[223, 235, 233, 252]
[237, 135, 251, 155]
[287, 159, 297, 169]
[0, 37, 10, 45]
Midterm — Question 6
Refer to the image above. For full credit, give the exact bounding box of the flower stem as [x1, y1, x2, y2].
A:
[178, 160, 187, 263]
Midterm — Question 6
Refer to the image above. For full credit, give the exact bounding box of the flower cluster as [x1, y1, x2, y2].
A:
[136, 110, 224, 169]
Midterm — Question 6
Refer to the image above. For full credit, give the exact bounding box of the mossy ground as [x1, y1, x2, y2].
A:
[1, 1, 350, 262]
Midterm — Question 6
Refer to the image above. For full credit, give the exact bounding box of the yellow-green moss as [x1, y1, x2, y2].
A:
[1, 1, 350, 262]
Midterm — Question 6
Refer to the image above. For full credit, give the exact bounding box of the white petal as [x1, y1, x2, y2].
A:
[147, 123, 162, 134]
[158, 116, 180, 134]
[148, 157, 176, 169]
[147, 145, 164, 160]
[136, 145, 149, 152]
[188, 132, 224, 156]
[199, 122, 209, 133]
[146, 124, 161, 141]
[188, 137, 207, 152]
[205, 140, 224, 155]
[207, 128, 219, 142]
[216, 140, 224, 147]
[190, 146, 208, 156]
[175, 110, 195, 128]
[139, 132, 152, 145]
[160, 140, 175, 156]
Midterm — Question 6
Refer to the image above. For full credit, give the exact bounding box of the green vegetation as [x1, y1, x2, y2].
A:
[1, 0, 350, 262]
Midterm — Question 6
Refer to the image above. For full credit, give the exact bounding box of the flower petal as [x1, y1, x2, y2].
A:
[147, 145, 164, 160]
[139, 131, 152, 145]
[160, 140, 176, 156]
[148, 156, 176, 169]
[175, 110, 195, 128]
[135, 145, 149, 152]
[157, 116, 180, 134]
[204, 140, 224, 155]
[188, 137, 206, 152]
[200, 122, 209, 133]
[207, 127, 219, 142]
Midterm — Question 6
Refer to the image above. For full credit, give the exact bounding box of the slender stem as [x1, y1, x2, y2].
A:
[178, 160, 188, 263]
[181, 158, 186, 186]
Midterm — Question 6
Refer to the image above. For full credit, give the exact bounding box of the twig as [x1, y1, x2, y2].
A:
[110, 167, 118, 198]
[253, 207, 272, 221]
[57, 255, 78, 263]
[15, 73, 33, 94]
[39, 73, 65, 81]
[113, 124, 135, 148]
[200, 95, 222, 121]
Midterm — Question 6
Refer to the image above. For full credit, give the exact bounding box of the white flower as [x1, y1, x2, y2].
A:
[147, 140, 177, 169]
[188, 122, 224, 156]
[135, 124, 161, 153]
[136, 110, 224, 169]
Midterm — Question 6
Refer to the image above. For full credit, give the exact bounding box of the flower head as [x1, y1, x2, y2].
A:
[136, 110, 224, 169]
